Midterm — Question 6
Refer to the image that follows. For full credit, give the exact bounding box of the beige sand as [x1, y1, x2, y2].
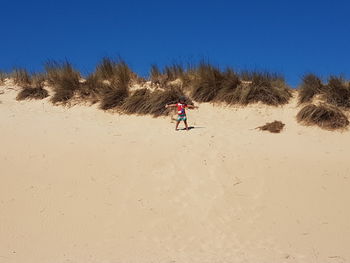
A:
[1, 83, 350, 263]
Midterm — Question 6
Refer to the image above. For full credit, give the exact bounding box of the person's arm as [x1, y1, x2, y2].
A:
[165, 104, 177, 108]
[187, 105, 199, 109]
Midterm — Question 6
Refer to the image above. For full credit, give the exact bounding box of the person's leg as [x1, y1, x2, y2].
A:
[184, 119, 189, 130]
[175, 120, 180, 130]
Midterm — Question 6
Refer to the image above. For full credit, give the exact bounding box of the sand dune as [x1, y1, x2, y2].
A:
[1, 84, 350, 263]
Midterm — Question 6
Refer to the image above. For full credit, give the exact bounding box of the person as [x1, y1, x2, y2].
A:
[165, 97, 198, 131]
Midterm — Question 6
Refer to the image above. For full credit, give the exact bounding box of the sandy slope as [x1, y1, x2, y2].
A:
[1, 83, 350, 263]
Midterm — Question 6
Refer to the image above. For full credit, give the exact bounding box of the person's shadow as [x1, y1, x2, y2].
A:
[180, 126, 205, 130]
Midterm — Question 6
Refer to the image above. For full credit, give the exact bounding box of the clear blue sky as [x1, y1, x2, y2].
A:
[1, 0, 349, 87]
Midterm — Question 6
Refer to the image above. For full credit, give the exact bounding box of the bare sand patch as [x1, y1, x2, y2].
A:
[1, 86, 350, 263]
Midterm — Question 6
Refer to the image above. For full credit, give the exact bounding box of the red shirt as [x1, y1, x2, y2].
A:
[177, 103, 187, 116]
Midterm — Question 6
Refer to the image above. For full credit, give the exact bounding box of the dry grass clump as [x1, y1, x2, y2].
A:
[257, 120, 285, 133]
[77, 74, 107, 104]
[214, 69, 241, 103]
[99, 61, 133, 110]
[99, 80, 129, 110]
[95, 57, 135, 82]
[298, 75, 350, 109]
[16, 85, 49, 101]
[31, 73, 46, 86]
[234, 71, 292, 105]
[150, 64, 163, 84]
[298, 74, 323, 104]
[11, 68, 31, 86]
[150, 64, 188, 88]
[121, 88, 151, 115]
[191, 67, 291, 105]
[191, 63, 224, 102]
[95, 57, 118, 81]
[16, 72, 49, 101]
[0, 71, 8, 84]
[164, 64, 186, 82]
[323, 76, 350, 108]
[45, 61, 81, 104]
[297, 103, 349, 130]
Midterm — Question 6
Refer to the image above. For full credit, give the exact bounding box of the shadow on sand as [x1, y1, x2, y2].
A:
[179, 126, 205, 131]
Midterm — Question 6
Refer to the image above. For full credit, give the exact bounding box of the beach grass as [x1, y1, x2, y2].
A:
[296, 103, 349, 130]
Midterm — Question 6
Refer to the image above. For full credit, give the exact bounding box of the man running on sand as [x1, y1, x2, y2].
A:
[165, 97, 198, 131]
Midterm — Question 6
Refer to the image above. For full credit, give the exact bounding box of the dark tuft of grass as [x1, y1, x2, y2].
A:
[323, 76, 350, 108]
[95, 57, 135, 82]
[0, 70, 8, 84]
[190, 66, 291, 105]
[297, 103, 349, 130]
[77, 74, 107, 103]
[95, 57, 118, 81]
[121, 88, 152, 115]
[164, 64, 185, 82]
[16, 85, 49, 101]
[45, 61, 81, 104]
[99, 79, 130, 110]
[234, 71, 291, 106]
[150, 64, 162, 82]
[150, 64, 188, 88]
[99, 60, 134, 110]
[191, 63, 224, 102]
[298, 74, 323, 104]
[257, 120, 285, 133]
[214, 68, 241, 104]
[11, 68, 31, 86]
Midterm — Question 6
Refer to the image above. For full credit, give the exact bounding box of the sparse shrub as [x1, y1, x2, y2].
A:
[77, 74, 107, 103]
[31, 73, 46, 87]
[323, 76, 350, 108]
[95, 57, 118, 81]
[95, 57, 134, 82]
[297, 103, 349, 130]
[98, 60, 134, 109]
[191, 63, 224, 102]
[190, 66, 291, 105]
[0, 70, 8, 84]
[121, 88, 152, 114]
[11, 68, 31, 86]
[45, 61, 81, 104]
[298, 74, 323, 104]
[214, 68, 241, 104]
[150, 64, 167, 87]
[164, 64, 185, 81]
[150, 64, 161, 81]
[220, 71, 291, 106]
[45, 60, 80, 85]
[150, 64, 188, 88]
[16, 85, 49, 101]
[99, 79, 129, 110]
[257, 120, 285, 133]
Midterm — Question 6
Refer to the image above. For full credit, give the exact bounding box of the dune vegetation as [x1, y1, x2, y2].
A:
[297, 103, 349, 130]
[0, 70, 8, 84]
[296, 74, 350, 130]
[1, 57, 350, 130]
[298, 74, 350, 107]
